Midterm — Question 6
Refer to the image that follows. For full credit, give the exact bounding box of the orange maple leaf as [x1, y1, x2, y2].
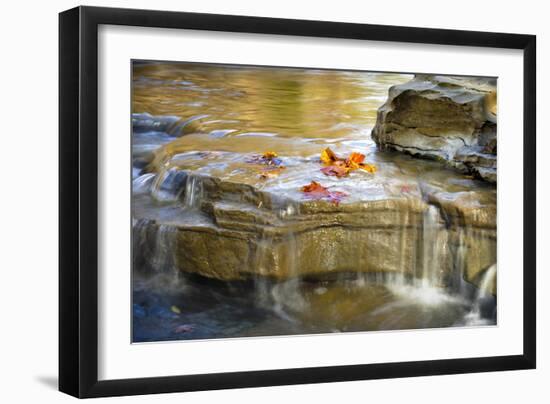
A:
[301, 181, 348, 205]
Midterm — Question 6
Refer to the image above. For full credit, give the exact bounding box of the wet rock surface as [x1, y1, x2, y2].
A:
[372, 75, 497, 183]
[133, 146, 496, 293]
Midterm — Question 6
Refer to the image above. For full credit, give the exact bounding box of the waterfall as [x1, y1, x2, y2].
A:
[182, 174, 203, 210]
[419, 204, 449, 288]
[151, 168, 187, 202]
[254, 202, 306, 320]
[133, 220, 177, 275]
[478, 264, 497, 298]
[133, 173, 156, 194]
[463, 264, 497, 325]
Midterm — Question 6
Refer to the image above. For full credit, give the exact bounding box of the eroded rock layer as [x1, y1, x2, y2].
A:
[372, 75, 497, 183]
[133, 153, 496, 294]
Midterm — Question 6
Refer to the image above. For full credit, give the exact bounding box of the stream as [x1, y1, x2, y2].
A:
[131, 62, 497, 342]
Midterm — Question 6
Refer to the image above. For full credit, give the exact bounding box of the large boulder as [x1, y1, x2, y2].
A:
[372, 75, 497, 183]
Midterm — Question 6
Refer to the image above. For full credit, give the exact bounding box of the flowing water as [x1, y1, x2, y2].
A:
[131, 61, 496, 342]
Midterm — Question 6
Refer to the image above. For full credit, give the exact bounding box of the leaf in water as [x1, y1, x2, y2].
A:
[174, 324, 194, 334]
[348, 152, 365, 165]
[319, 148, 376, 177]
[247, 151, 284, 167]
[301, 181, 348, 205]
[170, 305, 181, 314]
[320, 147, 338, 165]
[358, 163, 377, 173]
[301, 180, 326, 194]
[320, 162, 350, 177]
[262, 151, 278, 159]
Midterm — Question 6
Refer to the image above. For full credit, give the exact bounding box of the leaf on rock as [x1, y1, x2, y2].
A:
[320, 162, 350, 177]
[170, 305, 181, 314]
[320, 147, 338, 165]
[348, 152, 365, 165]
[301, 181, 348, 205]
[247, 151, 284, 167]
[358, 163, 377, 173]
[319, 148, 376, 177]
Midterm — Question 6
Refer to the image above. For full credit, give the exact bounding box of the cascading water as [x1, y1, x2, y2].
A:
[133, 173, 156, 194]
[131, 63, 497, 342]
[462, 264, 497, 325]
[182, 174, 203, 210]
[420, 204, 448, 288]
[151, 168, 187, 202]
[253, 202, 307, 320]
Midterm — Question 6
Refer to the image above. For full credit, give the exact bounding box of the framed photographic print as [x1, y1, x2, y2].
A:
[59, 6, 536, 398]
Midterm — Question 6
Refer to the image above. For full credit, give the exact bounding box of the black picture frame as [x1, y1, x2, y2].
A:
[59, 5, 536, 398]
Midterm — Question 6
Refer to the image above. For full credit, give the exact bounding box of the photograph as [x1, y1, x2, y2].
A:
[131, 61, 497, 342]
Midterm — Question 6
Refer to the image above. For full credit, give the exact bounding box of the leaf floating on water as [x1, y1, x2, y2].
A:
[301, 181, 348, 205]
[247, 151, 284, 167]
[319, 148, 376, 177]
[262, 151, 278, 159]
[320, 161, 350, 177]
[174, 324, 194, 334]
[320, 147, 338, 165]
[348, 152, 365, 165]
[358, 163, 377, 173]
[301, 180, 325, 193]
[170, 305, 181, 314]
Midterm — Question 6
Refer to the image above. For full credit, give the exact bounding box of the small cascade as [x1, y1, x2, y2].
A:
[182, 174, 203, 210]
[151, 168, 187, 202]
[133, 173, 156, 194]
[478, 264, 497, 297]
[385, 204, 460, 307]
[254, 203, 306, 320]
[150, 224, 178, 274]
[133, 220, 178, 277]
[419, 204, 449, 288]
[463, 264, 497, 325]
[393, 208, 415, 287]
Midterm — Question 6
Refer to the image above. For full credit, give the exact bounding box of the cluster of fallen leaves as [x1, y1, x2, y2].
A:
[245, 148, 376, 205]
[246, 151, 286, 179]
[319, 147, 376, 177]
[301, 181, 348, 206]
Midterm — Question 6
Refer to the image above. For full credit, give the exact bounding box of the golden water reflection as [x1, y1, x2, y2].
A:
[132, 62, 412, 149]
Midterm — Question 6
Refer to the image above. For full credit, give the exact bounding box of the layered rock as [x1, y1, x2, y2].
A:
[133, 161, 496, 294]
[372, 75, 497, 182]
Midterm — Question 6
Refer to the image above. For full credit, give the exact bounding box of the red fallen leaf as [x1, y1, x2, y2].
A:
[400, 185, 413, 194]
[301, 181, 348, 205]
[320, 162, 350, 177]
[174, 324, 195, 334]
[319, 148, 376, 177]
[347, 152, 365, 165]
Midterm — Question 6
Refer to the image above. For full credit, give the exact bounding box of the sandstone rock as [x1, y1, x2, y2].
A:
[372, 75, 497, 183]
[133, 169, 496, 294]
